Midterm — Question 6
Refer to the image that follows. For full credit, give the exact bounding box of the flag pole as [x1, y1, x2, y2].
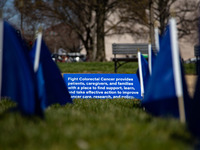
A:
[138, 48, 144, 97]
[169, 16, 186, 123]
[0, 9, 3, 101]
[154, 21, 160, 52]
[34, 27, 42, 72]
[148, 39, 152, 75]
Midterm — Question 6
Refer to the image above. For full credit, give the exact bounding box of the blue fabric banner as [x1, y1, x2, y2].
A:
[1, 21, 39, 115]
[30, 39, 72, 107]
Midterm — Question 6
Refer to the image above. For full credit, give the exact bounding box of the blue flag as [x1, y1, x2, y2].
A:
[142, 22, 190, 118]
[1, 21, 42, 115]
[187, 14, 200, 137]
[151, 48, 156, 67]
[137, 52, 150, 98]
[156, 25, 169, 53]
[149, 47, 156, 75]
[29, 39, 72, 108]
[140, 53, 150, 90]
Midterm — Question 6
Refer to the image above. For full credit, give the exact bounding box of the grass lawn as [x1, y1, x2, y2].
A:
[58, 62, 139, 74]
[57, 61, 196, 75]
[0, 99, 195, 150]
[0, 62, 197, 150]
[184, 63, 196, 75]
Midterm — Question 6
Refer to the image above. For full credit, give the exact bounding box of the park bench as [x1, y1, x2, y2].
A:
[112, 43, 148, 73]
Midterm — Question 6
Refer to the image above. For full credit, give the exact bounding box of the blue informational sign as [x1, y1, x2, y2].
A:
[63, 74, 142, 99]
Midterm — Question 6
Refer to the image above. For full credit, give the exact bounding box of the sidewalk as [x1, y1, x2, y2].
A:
[185, 75, 198, 98]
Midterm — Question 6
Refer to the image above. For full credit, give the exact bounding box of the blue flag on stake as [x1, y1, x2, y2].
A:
[29, 37, 72, 108]
[142, 18, 190, 122]
[148, 43, 156, 75]
[1, 21, 42, 115]
[137, 51, 150, 97]
[154, 25, 165, 53]
[140, 53, 150, 91]
[154, 26, 160, 52]
[29, 31, 46, 110]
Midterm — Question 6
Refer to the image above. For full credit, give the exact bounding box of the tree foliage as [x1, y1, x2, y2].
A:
[12, 0, 199, 61]
[108, 0, 149, 37]
[13, 0, 149, 61]
[37, 0, 96, 61]
[13, 0, 46, 42]
[153, 0, 199, 40]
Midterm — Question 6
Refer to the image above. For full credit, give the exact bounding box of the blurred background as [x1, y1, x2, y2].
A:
[1, 0, 199, 62]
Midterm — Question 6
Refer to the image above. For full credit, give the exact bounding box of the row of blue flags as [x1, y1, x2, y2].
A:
[137, 16, 200, 137]
[142, 21, 189, 120]
[0, 20, 72, 116]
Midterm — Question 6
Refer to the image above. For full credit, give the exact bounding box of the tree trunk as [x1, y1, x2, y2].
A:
[158, 0, 167, 35]
[79, 28, 94, 62]
[149, 0, 155, 49]
[87, 47, 94, 62]
[87, 36, 94, 62]
[95, 0, 107, 62]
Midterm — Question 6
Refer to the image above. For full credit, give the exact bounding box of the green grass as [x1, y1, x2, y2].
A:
[184, 63, 196, 75]
[0, 62, 197, 150]
[58, 61, 196, 75]
[0, 99, 195, 150]
[58, 62, 138, 74]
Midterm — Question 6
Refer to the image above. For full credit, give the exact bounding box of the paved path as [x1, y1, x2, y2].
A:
[185, 75, 198, 98]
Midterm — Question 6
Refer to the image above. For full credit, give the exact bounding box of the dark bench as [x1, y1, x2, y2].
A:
[112, 43, 148, 73]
